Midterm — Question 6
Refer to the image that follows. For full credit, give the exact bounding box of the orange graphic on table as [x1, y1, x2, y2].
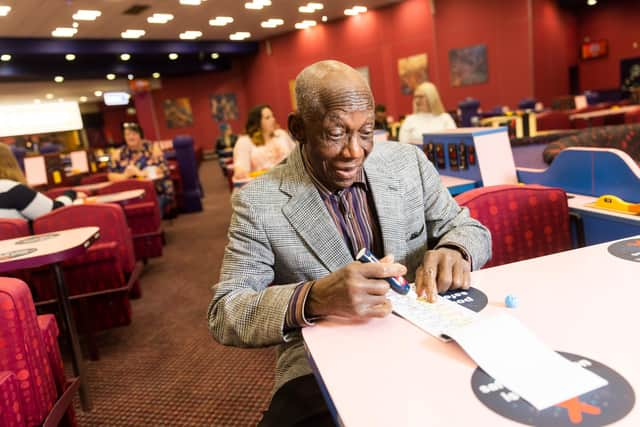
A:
[556, 397, 602, 424]
[626, 239, 640, 247]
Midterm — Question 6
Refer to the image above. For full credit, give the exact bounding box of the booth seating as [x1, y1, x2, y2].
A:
[455, 185, 572, 268]
[458, 98, 481, 127]
[543, 123, 640, 165]
[166, 159, 184, 215]
[172, 135, 203, 213]
[44, 186, 75, 200]
[97, 179, 164, 260]
[0, 277, 78, 427]
[29, 204, 141, 360]
[79, 172, 109, 185]
[535, 110, 572, 131]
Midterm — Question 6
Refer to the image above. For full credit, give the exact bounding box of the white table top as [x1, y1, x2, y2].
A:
[303, 237, 640, 426]
[569, 105, 640, 121]
[92, 189, 145, 204]
[568, 193, 640, 223]
[440, 175, 476, 188]
[73, 182, 112, 193]
[0, 226, 100, 272]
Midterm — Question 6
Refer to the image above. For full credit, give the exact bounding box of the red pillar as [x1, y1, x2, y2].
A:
[133, 91, 160, 141]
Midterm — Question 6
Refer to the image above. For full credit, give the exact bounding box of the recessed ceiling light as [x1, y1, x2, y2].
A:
[229, 32, 251, 40]
[211, 52, 220, 59]
[148, 13, 174, 24]
[52, 27, 78, 38]
[180, 0, 204, 5]
[120, 53, 131, 61]
[94, 90, 103, 97]
[106, 73, 116, 80]
[65, 53, 76, 61]
[54, 75, 64, 83]
[128, 74, 135, 80]
[245, 1, 270, 10]
[179, 30, 203, 40]
[79, 96, 88, 102]
[295, 20, 317, 30]
[45, 93, 54, 100]
[0, 54, 10, 61]
[299, 6, 314, 13]
[261, 18, 284, 28]
[0, 6, 11, 16]
[121, 29, 145, 39]
[72, 22, 79, 28]
[308, 2, 324, 9]
[152, 72, 160, 79]
[168, 53, 179, 60]
[73, 10, 101, 21]
[209, 16, 234, 26]
[587, 0, 597, 5]
[34, 99, 41, 104]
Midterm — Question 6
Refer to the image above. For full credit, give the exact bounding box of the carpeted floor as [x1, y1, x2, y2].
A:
[71, 160, 275, 426]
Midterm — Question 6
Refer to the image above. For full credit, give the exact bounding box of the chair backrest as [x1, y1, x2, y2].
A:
[43, 187, 73, 200]
[455, 184, 572, 268]
[33, 204, 135, 273]
[97, 179, 157, 205]
[0, 277, 58, 426]
[0, 219, 29, 240]
[80, 173, 108, 185]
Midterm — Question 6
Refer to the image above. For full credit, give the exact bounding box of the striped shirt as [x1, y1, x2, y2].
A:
[0, 179, 76, 221]
[284, 151, 383, 330]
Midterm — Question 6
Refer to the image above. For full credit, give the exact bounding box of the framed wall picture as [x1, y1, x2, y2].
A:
[163, 98, 193, 128]
[210, 93, 239, 122]
[449, 44, 489, 87]
[398, 53, 428, 95]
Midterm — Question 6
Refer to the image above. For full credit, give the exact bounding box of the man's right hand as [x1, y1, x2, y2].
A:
[305, 255, 406, 319]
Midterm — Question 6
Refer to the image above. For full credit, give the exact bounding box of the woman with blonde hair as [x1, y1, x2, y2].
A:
[398, 81, 456, 145]
[232, 104, 295, 181]
[0, 143, 78, 220]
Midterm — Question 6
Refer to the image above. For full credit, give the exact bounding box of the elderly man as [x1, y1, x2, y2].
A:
[208, 60, 491, 426]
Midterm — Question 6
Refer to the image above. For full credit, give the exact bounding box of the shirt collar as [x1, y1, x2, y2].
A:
[300, 146, 367, 197]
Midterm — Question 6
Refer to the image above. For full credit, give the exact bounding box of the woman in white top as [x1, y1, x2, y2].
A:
[398, 82, 457, 145]
[232, 105, 296, 180]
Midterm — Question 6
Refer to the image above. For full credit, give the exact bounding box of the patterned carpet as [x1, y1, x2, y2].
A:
[69, 160, 275, 426]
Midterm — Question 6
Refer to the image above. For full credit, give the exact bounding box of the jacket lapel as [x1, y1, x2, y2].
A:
[281, 147, 353, 272]
[364, 147, 408, 261]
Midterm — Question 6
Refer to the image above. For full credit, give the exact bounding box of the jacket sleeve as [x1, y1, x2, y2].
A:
[207, 188, 299, 347]
[413, 146, 492, 270]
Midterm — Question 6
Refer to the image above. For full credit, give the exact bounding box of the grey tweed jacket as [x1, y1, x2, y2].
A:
[207, 141, 491, 394]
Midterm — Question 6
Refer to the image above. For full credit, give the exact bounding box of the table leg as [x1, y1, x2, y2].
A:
[51, 263, 92, 411]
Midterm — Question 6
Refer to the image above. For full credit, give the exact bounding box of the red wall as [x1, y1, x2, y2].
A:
[150, 66, 249, 150]
[532, 0, 578, 106]
[244, 0, 436, 124]
[577, 0, 640, 91]
[433, 0, 534, 111]
[101, 105, 137, 145]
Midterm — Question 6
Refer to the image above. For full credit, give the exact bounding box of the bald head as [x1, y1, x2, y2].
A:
[295, 60, 373, 120]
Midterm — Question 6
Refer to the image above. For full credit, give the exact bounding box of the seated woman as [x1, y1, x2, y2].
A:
[399, 82, 456, 145]
[0, 143, 79, 220]
[232, 105, 296, 181]
[108, 122, 174, 217]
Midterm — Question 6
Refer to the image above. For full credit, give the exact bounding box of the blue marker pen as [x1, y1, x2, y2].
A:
[356, 248, 410, 295]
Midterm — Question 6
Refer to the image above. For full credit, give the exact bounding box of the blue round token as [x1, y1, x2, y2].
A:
[505, 295, 518, 308]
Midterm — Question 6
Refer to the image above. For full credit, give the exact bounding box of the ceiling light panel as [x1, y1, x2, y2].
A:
[0, 6, 11, 16]
[229, 32, 251, 40]
[261, 18, 284, 28]
[148, 13, 174, 24]
[209, 16, 234, 26]
[72, 10, 101, 21]
[52, 27, 78, 38]
[121, 29, 145, 39]
[0, 54, 11, 61]
[179, 30, 203, 40]
[245, 0, 271, 10]
[299, 3, 323, 13]
[295, 20, 317, 29]
[180, 0, 205, 5]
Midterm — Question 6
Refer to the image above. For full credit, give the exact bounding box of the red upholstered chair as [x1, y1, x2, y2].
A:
[79, 172, 108, 185]
[0, 277, 78, 427]
[0, 219, 31, 284]
[455, 185, 572, 268]
[97, 179, 163, 260]
[0, 371, 24, 427]
[30, 204, 142, 359]
[44, 187, 74, 200]
[536, 111, 571, 131]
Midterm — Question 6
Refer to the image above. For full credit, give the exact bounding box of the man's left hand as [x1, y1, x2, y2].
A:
[415, 248, 470, 303]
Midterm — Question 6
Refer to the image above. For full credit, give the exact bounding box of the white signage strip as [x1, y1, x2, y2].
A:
[0, 101, 83, 137]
